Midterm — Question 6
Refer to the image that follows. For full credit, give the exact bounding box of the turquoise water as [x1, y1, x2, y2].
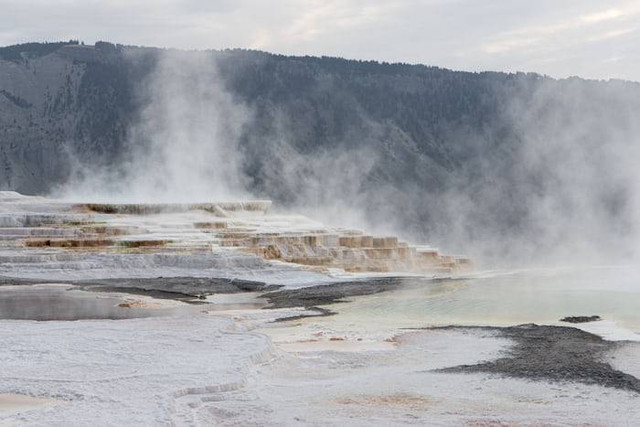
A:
[322, 266, 640, 332]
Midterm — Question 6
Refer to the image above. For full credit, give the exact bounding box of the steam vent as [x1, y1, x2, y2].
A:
[0, 191, 470, 282]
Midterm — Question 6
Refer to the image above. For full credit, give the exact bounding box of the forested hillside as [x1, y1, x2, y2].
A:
[2, 41, 639, 263]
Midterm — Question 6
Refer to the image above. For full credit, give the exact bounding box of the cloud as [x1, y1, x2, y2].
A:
[1, 0, 640, 81]
[580, 8, 624, 23]
[282, 1, 392, 43]
[587, 27, 637, 42]
[482, 4, 639, 55]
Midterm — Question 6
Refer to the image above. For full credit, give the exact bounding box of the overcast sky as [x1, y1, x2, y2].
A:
[1, 0, 639, 81]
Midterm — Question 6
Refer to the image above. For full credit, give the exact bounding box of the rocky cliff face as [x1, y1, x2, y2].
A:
[2, 41, 640, 263]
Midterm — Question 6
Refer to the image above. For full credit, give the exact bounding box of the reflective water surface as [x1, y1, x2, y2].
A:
[0, 285, 184, 321]
[319, 266, 640, 333]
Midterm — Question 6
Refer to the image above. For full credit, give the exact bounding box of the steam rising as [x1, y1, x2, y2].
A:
[60, 50, 249, 202]
[432, 78, 640, 266]
[57, 52, 640, 268]
[127, 50, 249, 201]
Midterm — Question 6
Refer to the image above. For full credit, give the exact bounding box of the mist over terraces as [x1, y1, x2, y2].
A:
[2, 41, 640, 264]
[0, 191, 470, 284]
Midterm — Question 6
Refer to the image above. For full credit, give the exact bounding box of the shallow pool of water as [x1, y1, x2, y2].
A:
[203, 292, 268, 310]
[316, 266, 640, 334]
[0, 285, 185, 321]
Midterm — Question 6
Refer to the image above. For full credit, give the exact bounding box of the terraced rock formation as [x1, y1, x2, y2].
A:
[0, 191, 470, 283]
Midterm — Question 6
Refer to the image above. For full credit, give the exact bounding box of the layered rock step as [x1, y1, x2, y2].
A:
[238, 230, 470, 275]
[0, 192, 471, 277]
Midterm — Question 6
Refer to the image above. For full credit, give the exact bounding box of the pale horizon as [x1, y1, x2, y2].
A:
[1, 0, 639, 82]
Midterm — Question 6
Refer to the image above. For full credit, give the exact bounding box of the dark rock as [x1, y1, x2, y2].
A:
[436, 324, 640, 394]
[560, 315, 602, 323]
[262, 277, 433, 309]
[1, 276, 275, 300]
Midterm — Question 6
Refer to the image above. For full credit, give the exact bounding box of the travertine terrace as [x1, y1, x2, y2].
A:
[0, 191, 470, 282]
